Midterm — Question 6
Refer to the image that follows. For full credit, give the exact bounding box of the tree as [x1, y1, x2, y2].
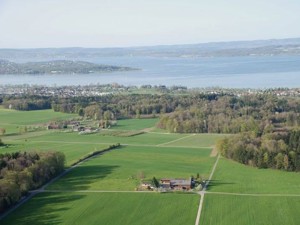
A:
[78, 108, 84, 117]
[152, 177, 159, 188]
[0, 138, 3, 146]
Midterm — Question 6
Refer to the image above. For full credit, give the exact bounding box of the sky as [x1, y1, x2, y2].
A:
[0, 0, 300, 48]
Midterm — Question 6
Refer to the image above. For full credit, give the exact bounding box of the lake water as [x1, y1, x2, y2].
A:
[1, 55, 300, 88]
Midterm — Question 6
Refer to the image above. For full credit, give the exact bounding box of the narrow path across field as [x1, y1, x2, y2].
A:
[29, 140, 212, 149]
[156, 134, 196, 146]
[205, 192, 300, 197]
[195, 154, 221, 225]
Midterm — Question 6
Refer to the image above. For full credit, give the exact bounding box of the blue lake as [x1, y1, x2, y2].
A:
[1, 55, 300, 88]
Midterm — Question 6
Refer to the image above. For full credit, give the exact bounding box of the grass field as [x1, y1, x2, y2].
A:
[0, 141, 110, 166]
[1, 192, 200, 225]
[112, 118, 159, 130]
[200, 194, 300, 225]
[47, 145, 215, 191]
[0, 109, 75, 134]
[161, 133, 227, 148]
[20, 131, 190, 146]
[208, 157, 300, 194]
[5, 110, 299, 225]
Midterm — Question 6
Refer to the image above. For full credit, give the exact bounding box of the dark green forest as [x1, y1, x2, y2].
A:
[0, 151, 65, 213]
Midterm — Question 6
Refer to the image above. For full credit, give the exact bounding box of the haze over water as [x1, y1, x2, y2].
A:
[1, 55, 300, 88]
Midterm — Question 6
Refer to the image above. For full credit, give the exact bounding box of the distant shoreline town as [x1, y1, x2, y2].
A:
[0, 84, 299, 97]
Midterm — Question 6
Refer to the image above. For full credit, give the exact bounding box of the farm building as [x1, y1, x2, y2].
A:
[160, 178, 192, 190]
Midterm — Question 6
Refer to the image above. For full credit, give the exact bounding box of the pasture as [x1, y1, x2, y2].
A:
[200, 194, 300, 225]
[22, 131, 191, 146]
[160, 133, 227, 148]
[112, 118, 159, 130]
[0, 109, 75, 134]
[6, 110, 297, 225]
[47, 145, 215, 191]
[1, 192, 200, 225]
[1, 141, 110, 166]
[208, 157, 300, 194]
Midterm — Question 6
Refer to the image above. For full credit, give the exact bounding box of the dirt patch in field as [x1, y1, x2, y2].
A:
[210, 147, 218, 157]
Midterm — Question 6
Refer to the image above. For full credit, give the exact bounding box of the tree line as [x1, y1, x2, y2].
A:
[0, 151, 65, 213]
[217, 129, 300, 171]
[2, 92, 221, 115]
[157, 94, 300, 134]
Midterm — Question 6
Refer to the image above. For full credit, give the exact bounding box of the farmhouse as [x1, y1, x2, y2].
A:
[160, 178, 192, 190]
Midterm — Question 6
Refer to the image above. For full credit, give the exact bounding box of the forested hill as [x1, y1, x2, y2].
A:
[0, 59, 137, 74]
[0, 38, 300, 60]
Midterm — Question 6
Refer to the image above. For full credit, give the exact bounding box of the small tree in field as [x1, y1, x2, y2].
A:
[0, 138, 4, 146]
[152, 177, 160, 188]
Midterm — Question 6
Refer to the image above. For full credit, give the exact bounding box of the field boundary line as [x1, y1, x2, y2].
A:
[157, 134, 195, 146]
[205, 154, 221, 190]
[30, 140, 212, 149]
[36, 189, 162, 193]
[195, 154, 221, 225]
[206, 192, 300, 197]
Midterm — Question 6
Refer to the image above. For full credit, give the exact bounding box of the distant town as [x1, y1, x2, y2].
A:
[0, 84, 299, 98]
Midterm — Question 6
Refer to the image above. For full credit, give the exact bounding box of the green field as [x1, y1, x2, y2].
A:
[0, 112, 219, 225]
[161, 133, 227, 148]
[200, 194, 300, 225]
[1, 141, 110, 166]
[0, 109, 75, 134]
[47, 145, 215, 191]
[112, 118, 159, 130]
[1, 192, 200, 225]
[17, 131, 190, 146]
[4, 109, 299, 225]
[200, 156, 300, 225]
[208, 157, 300, 194]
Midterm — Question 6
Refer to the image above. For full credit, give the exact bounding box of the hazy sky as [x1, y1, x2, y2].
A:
[0, 0, 299, 48]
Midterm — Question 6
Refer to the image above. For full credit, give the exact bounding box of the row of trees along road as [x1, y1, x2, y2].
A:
[0, 151, 65, 213]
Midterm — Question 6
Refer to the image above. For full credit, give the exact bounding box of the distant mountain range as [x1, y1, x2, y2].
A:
[0, 37, 300, 60]
[0, 60, 137, 75]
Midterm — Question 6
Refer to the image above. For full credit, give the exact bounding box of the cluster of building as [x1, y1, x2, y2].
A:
[1, 84, 300, 97]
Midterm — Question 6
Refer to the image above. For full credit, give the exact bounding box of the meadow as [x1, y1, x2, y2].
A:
[1, 192, 200, 225]
[200, 194, 300, 225]
[112, 118, 159, 130]
[0, 110, 217, 225]
[200, 157, 300, 225]
[5, 109, 300, 225]
[1, 141, 110, 166]
[0, 109, 75, 134]
[47, 145, 215, 191]
[208, 157, 300, 194]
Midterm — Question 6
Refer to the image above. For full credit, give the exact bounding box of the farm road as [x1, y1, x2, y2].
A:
[195, 154, 221, 225]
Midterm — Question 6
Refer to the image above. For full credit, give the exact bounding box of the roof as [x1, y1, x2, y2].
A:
[160, 178, 192, 186]
[170, 179, 191, 186]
